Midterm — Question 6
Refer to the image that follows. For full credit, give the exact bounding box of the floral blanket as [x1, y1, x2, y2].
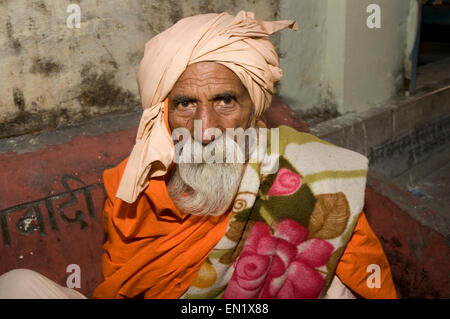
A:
[181, 125, 368, 299]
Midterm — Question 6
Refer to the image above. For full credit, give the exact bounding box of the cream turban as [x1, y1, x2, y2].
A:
[116, 11, 298, 203]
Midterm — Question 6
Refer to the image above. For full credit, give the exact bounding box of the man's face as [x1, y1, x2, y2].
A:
[167, 62, 252, 216]
[168, 62, 254, 145]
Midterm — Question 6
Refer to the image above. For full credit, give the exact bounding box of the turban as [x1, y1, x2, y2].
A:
[116, 11, 298, 203]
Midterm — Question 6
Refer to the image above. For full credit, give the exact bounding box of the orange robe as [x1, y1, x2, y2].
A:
[336, 213, 398, 298]
[93, 158, 397, 299]
[92, 158, 232, 298]
[93, 95, 397, 298]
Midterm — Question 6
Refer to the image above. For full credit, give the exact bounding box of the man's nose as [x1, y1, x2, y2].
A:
[193, 107, 221, 145]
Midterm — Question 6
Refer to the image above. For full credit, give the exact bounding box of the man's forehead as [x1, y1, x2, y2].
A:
[173, 62, 242, 86]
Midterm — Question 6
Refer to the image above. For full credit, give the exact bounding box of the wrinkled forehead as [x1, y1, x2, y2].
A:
[170, 62, 246, 93]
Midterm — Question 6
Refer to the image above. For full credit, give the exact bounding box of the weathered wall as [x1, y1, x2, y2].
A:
[0, 0, 279, 138]
[277, 0, 329, 119]
[340, 0, 410, 113]
[0, 0, 415, 138]
[277, 0, 412, 117]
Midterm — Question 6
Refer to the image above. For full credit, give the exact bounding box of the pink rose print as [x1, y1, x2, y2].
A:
[267, 168, 302, 196]
[223, 220, 334, 299]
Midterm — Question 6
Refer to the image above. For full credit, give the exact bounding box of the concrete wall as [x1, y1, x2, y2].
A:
[0, 0, 414, 138]
[0, 0, 278, 139]
[340, 0, 410, 113]
[278, 0, 412, 116]
[277, 0, 328, 113]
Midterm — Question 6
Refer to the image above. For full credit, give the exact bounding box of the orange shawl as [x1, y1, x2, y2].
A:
[93, 164, 397, 299]
[93, 162, 397, 299]
[93, 100, 232, 299]
[92, 157, 232, 299]
[93, 103, 397, 299]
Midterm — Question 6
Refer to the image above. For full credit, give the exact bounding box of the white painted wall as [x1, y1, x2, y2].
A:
[0, 0, 278, 137]
[278, 0, 413, 114]
[0, 0, 416, 137]
[277, 0, 328, 111]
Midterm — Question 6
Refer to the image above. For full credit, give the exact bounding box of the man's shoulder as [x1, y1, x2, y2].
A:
[274, 124, 369, 171]
[275, 125, 332, 146]
[103, 157, 130, 200]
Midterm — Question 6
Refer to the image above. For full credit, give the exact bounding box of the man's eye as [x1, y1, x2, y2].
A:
[218, 95, 236, 106]
[177, 100, 192, 108]
[222, 96, 233, 104]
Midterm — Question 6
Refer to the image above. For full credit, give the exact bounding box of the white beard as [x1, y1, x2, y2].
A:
[167, 135, 244, 216]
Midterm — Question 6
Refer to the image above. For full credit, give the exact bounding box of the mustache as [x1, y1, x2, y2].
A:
[176, 134, 247, 164]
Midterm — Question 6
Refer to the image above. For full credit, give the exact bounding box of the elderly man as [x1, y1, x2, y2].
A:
[0, 11, 396, 299]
